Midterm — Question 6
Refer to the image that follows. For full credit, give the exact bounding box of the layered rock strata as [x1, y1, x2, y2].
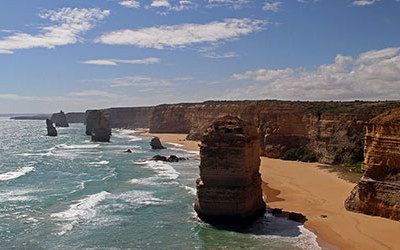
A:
[194, 116, 266, 223]
[90, 110, 111, 142]
[46, 119, 57, 137]
[345, 108, 400, 221]
[51, 111, 69, 127]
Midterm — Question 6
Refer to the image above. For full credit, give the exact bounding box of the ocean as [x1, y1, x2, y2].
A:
[0, 117, 320, 249]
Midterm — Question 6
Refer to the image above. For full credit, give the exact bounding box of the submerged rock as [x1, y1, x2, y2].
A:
[150, 137, 166, 149]
[51, 111, 69, 127]
[46, 119, 57, 137]
[345, 108, 400, 221]
[194, 116, 266, 224]
[90, 110, 111, 142]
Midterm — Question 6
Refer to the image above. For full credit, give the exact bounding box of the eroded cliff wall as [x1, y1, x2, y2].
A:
[345, 108, 400, 221]
[109, 107, 154, 129]
[149, 101, 400, 164]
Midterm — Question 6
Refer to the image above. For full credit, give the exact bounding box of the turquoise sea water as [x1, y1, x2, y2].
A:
[0, 117, 320, 249]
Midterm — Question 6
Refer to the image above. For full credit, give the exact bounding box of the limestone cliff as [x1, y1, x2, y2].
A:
[345, 108, 400, 221]
[66, 112, 85, 124]
[51, 111, 69, 127]
[90, 110, 111, 142]
[194, 116, 266, 223]
[149, 101, 400, 164]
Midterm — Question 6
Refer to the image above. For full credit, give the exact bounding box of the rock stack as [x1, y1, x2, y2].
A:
[90, 110, 112, 142]
[46, 119, 57, 137]
[194, 116, 266, 223]
[51, 111, 69, 127]
[345, 108, 400, 221]
[150, 137, 166, 149]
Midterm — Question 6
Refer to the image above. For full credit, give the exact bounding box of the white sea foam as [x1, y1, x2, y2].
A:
[51, 191, 110, 235]
[89, 160, 109, 166]
[128, 177, 159, 186]
[135, 161, 179, 181]
[182, 185, 196, 195]
[113, 129, 142, 141]
[166, 142, 184, 148]
[0, 166, 35, 181]
[0, 189, 43, 202]
[112, 190, 169, 207]
[56, 144, 100, 149]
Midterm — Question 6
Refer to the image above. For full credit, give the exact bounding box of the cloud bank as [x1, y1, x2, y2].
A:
[98, 18, 265, 49]
[0, 8, 110, 54]
[228, 47, 400, 101]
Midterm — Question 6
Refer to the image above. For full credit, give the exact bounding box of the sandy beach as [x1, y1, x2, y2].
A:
[148, 133, 400, 250]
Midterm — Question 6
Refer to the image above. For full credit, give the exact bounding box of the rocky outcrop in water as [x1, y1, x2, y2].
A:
[46, 119, 57, 137]
[345, 108, 400, 221]
[151, 155, 187, 162]
[194, 116, 266, 223]
[150, 137, 166, 150]
[90, 110, 111, 142]
[51, 111, 69, 127]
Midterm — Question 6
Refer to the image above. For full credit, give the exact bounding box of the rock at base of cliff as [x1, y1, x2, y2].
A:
[150, 137, 166, 149]
[151, 155, 187, 162]
[46, 119, 57, 137]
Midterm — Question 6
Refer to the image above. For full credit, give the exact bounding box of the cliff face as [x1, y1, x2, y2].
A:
[109, 107, 154, 129]
[194, 116, 266, 223]
[149, 101, 400, 164]
[51, 111, 69, 127]
[345, 108, 400, 221]
[65, 112, 85, 124]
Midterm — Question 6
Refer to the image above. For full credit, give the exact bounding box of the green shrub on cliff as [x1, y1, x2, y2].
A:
[281, 147, 317, 162]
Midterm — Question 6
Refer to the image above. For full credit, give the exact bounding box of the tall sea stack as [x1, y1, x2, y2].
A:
[345, 108, 400, 221]
[194, 116, 266, 223]
[46, 119, 57, 137]
[90, 110, 111, 142]
[51, 111, 69, 127]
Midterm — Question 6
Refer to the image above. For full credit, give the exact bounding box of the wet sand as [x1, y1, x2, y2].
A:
[147, 133, 400, 250]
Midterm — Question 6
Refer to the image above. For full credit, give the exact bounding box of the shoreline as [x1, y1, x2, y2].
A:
[146, 132, 400, 250]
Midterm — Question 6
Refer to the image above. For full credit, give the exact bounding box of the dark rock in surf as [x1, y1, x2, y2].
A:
[150, 137, 166, 150]
[46, 119, 57, 137]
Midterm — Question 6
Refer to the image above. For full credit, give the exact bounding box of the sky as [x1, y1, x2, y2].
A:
[0, 0, 399, 113]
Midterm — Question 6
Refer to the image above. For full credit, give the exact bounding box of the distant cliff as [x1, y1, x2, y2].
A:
[65, 112, 85, 124]
[148, 101, 400, 164]
[86, 100, 400, 165]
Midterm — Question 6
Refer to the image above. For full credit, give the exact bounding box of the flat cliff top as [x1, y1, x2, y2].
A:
[369, 108, 400, 125]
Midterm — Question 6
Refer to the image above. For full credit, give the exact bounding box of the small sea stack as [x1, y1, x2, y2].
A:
[46, 119, 57, 137]
[150, 137, 166, 149]
[91, 110, 111, 142]
[345, 108, 400, 221]
[194, 116, 266, 224]
[51, 110, 69, 127]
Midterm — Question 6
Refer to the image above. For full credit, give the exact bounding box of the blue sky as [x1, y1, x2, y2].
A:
[0, 0, 399, 113]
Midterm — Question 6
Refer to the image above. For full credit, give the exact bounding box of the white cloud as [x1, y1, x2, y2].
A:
[81, 57, 160, 66]
[0, 8, 109, 54]
[263, 1, 282, 12]
[119, 0, 140, 8]
[207, 0, 249, 9]
[98, 18, 265, 49]
[151, 0, 171, 7]
[68, 90, 112, 97]
[227, 47, 400, 101]
[107, 75, 192, 87]
[352, 0, 380, 6]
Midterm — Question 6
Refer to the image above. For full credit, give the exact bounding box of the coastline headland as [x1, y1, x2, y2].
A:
[86, 100, 400, 165]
